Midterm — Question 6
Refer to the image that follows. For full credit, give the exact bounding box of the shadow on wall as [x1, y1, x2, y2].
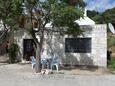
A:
[62, 53, 79, 70]
[45, 32, 98, 71]
[63, 53, 98, 71]
[79, 53, 98, 71]
[63, 53, 94, 66]
[79, 53, 93, 66]
[14, 30, 25, 61]
[46, 34, 65, 60]
[64, 53, 79, 66]
[14, 30, 31, 61]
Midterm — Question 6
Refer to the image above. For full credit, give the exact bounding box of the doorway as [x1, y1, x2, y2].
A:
[23, 39, 35, 61]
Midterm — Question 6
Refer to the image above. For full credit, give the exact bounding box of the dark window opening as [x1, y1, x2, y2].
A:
[65, 38, 91, 53]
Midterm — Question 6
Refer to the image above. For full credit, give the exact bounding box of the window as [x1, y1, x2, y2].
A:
[65, 38, 91, 53]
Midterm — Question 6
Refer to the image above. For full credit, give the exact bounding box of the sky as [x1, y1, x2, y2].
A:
[84, 0, 115, 12]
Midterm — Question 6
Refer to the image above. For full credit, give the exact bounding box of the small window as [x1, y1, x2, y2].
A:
[65, 38, 91, 53]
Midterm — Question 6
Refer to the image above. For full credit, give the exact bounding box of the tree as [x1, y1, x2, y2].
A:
[1, 0, 84, 73]
[103, 7, 115, 23]
[22, 0, 85, 73]
[88, 7, 115, 24]
[87, 10, 99, 19]
[0, 0, 23, 41]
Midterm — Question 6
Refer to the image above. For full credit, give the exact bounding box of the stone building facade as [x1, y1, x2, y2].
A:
[45, 24, 107, 67]
[14, 24, 107, 67]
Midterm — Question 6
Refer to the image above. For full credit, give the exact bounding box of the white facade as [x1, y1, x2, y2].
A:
[14, 24, 107, 67]
[45, 24, 107, 67]
[14, 30, 32, 61]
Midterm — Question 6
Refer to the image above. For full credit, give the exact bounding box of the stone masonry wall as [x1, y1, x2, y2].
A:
[14, 24, 107, 67]
[46, 24, 107, 67]
[91, 24, 107, 67]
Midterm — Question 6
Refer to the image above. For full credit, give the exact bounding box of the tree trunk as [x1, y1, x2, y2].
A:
[35, 26, 44, 73]
[35, 44, 41, 73]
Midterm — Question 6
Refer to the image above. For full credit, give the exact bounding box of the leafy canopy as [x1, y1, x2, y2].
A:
[0, 0, 23, 30]
[23, 0, 85, 37]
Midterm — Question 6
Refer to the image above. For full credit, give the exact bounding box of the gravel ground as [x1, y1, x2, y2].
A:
[0, 63, 115, 86]
[0, 55, 115, 86]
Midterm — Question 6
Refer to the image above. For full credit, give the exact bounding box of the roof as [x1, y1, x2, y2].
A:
[45, 16, 95, 28]
[75, 16, 95, 26]
[45, 22, 52, 28]
[45, 9, 96, 28]
[75, 8, 95, 26]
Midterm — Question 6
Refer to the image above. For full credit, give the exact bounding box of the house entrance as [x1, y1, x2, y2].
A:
[23, 39, 35, 61]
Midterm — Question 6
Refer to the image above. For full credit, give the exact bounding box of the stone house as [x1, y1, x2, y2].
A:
[13, 16, 107, 68]
[0, 10, 107, 68]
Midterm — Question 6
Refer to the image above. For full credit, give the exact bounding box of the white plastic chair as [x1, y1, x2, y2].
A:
[51, 54, 59, 71]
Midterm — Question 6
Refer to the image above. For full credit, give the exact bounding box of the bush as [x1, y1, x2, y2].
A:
[8, 43, 19, 63]
[107, 35, 115, 48]
[108, 58, 115, 70]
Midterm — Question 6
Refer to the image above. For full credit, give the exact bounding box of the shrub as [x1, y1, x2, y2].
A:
[8, 43, 19, 63]
[107, 36, 115, 48]
[108, 58, 115, 70]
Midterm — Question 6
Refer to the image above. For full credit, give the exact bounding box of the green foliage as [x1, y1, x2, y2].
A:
[23, 0, 85, 72]
[65, 23, 84, 36]
[46, 0, 84, 36]
[0, 0, 85, 34]
[87, 10, 99, 18]
[0, 0, 23, 30]
[103, 8, 115, 23]
[107, 35, 115, 48]
[0, 0, 85, 73]
[88, 7, 115, 24]
[0, 0, 24, 45]
[23, 0, 85, 41]
[87, 10, 101, 24]
[51, 5, 83, 27]
[108, 58, 115, 70]
[62, 0, 85, 7]
[8, 43, 19, 63]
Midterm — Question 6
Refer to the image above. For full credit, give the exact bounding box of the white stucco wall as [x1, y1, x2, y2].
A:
[91, 25, 107, 67]
[14, 29, 32, 61]
[14, 24, 107, 67]
[45, 24, 107, 67]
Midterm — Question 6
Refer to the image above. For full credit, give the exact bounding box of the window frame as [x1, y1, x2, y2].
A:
[65, 38, 92, 53]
